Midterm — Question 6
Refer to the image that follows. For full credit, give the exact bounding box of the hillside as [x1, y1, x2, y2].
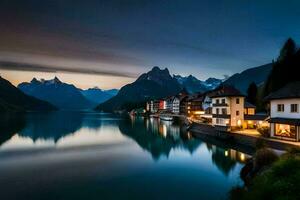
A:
[223, 63, 273, 93]
[0, 76, 57, 112]
[96, 66, 182, 112]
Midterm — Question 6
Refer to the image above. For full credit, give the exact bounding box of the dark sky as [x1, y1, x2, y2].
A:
[0, 0, 300, 88]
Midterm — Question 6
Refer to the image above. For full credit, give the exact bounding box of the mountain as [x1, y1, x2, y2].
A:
[96, 66, 182, 112]
[0, 76, 56, 112]
[80, 87, 118, 104]
[18, 77, 95, 110]
[223, 63, 273, 94]
[173, 75, 222, 94]
[104, 89, 119, 96]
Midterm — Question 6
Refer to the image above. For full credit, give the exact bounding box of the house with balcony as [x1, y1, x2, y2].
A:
[211, 85, 245, 131]
[164, 96, 180, 114]
[266, 82, 300, 141]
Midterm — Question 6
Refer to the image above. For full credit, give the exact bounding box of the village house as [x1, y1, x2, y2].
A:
[147, 100, 160, 113]
[266, 82, 300, 141]
[210, 85, 245, 131]
[164, 96, 180, 114]
[243, 102, 269, 129]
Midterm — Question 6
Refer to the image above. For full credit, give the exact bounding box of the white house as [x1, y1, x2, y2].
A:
[266, 82, 300, 141]
[210, 85, 245, 131]
[172, 96, 180, 114]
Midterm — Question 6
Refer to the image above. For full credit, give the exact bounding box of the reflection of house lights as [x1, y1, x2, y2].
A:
[225, 150, 228, 156]
[162, 125, 167, 138]
[240, 153, 245, 161]
[194, 111, 205, 115]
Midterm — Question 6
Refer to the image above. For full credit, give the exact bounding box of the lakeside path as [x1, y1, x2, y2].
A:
[189, 123, 300, 152]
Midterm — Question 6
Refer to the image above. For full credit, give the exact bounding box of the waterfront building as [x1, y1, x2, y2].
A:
[243, 102, 269, 129]
[266, 82, 300, 141]
[210, 85, 245, 131]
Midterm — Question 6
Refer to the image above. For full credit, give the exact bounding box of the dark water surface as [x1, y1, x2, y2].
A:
[0, 112, 249, 200]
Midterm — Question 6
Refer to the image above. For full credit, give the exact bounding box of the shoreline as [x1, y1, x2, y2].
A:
[189, 122, 300, 151]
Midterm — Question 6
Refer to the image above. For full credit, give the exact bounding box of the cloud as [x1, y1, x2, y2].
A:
[0, 60, 138, 78]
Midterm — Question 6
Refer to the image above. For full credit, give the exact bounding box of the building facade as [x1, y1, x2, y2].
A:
[266, 82, 300, 141]
[211, 86, 245, 131]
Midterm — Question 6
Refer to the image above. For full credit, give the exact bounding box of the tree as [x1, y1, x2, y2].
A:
[247, 82, 257, 105]
[264, 38, 300, 97]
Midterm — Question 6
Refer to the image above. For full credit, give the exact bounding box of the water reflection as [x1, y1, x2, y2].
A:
[206, 143, 249, 175]
[0, 114, 26, 146]
[0, 112, 250, 172]
[0, 112, 251, 200]
[119, 116, 201, 160]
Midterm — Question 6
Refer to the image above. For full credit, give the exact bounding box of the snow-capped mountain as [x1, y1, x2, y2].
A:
[18, 77, 95, 110]
[173, 75, 222, 94]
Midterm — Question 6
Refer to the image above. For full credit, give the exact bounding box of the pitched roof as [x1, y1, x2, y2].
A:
[244, 101, 256, 108]
[209, 85, 245, 98]
[265, 82, 300, 100]
[268, 117, 300, 126]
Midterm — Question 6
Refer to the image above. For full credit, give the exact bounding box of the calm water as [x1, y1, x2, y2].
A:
[0, 112, 249, 200]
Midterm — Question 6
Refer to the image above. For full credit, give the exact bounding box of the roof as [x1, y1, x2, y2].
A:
[244, 114, 268, 121]
[244, 101, 256, 108]
[209, 85, 245, 98]
[265, 82, 300, 100]
[268, 117, 300, 126]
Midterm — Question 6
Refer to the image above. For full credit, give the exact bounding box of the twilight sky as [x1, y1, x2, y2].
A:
[0, 0, 300, 89]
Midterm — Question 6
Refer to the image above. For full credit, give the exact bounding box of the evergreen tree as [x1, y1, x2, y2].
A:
[247, 82, 257, 105]
[264, 38, 300, 96]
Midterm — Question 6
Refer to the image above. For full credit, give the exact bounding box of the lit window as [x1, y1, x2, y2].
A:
[275, 124, 296, 139]
[291, 104, 298, 113]
[236, 98, 240, 104]
[277, 104, 284, 112]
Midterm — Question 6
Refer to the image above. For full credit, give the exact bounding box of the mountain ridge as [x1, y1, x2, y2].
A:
[18, 77, 95, 110]
[0, 76, 57, 112]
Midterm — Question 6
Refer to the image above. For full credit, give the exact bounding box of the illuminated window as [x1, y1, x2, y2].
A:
[275, 124, 296, 139]
[248, 108, 255, 115]
[291, 104, 298, 113]
[277, 104, 284, 112]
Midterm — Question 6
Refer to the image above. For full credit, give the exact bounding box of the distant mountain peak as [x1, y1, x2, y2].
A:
[137, 66, 173, 85]
[31, 78, 40, 84]
[53, 76, 61, 83]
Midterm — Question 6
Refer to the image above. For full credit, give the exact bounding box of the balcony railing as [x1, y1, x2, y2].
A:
[212, 103, 228, 107]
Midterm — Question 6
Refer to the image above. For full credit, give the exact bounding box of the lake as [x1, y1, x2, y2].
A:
[0, 112, 249, 200]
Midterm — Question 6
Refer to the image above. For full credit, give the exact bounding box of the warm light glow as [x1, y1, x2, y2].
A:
[224, 150, 228, 156]
[194, 111, 205, 115]
[237, 120, 242, 126]
[247, 120, 253, 124]
[240, 153, 245, 161]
